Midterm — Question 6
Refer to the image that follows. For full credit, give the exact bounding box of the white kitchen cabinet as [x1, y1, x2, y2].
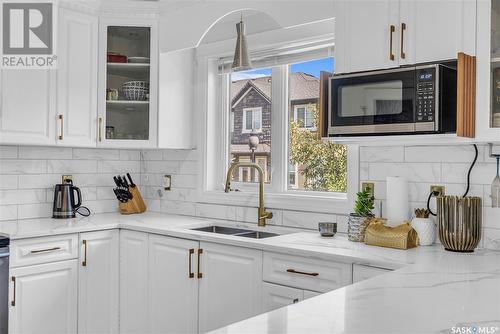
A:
[352, 264, 392, 283]
[148, 235, 199, 334]
[56, 7, 98, 147]
[0, 69, 56, 145]
[263, 252, 352, 293]
[403, 0, 476, 64]
[198, 242, 263, 333]
[334, 0, 399, 73]
[334, 0, 477, 73]
[9, 260, 78, 334]
[78, 230, 119, 334]
[120, 230, 149, 334]
[262, 282, 303, 312]
[158, 48, 195, 149]
[262, 282, 321, 313]
[97, 17, 158, 148]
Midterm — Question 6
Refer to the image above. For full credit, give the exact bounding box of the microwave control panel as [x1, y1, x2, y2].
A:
[416, 67, 436, 122]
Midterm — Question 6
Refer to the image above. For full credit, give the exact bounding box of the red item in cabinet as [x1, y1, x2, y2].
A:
[107, 52, 127, 63]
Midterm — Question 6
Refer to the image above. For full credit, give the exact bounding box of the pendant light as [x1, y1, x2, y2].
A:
[232, 13, 252, 71]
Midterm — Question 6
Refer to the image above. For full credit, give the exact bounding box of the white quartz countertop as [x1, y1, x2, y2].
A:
[1, 212, 499, 333]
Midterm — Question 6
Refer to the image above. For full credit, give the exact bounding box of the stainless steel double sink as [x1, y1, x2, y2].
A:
[191, 226, 279, 239]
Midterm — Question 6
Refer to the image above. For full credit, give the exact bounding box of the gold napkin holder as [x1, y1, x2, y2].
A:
[364, 218, 418, 250]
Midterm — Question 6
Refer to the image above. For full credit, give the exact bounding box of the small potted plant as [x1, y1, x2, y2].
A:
[348, 187, 375, 242]
[411, 208, 435, 246]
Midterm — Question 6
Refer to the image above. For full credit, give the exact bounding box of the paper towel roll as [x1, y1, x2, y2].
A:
[386, 176, 409, 227]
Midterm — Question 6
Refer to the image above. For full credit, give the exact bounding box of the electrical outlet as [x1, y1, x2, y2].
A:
[430, 185, 445, 197]
[62, 175, 72, 184]
[361, 182, 375, 199]
[164, 175, 172, 191]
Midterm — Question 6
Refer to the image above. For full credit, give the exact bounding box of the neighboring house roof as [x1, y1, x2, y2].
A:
[231, 72, 319, 107]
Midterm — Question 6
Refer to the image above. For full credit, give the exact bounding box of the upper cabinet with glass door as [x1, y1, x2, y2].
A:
[98, 19, 158, 148]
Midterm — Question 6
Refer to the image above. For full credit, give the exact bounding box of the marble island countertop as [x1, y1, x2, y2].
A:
[1, 212, 499, 333]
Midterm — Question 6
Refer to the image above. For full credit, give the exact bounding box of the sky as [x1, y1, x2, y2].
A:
[231, 58, 334, 81]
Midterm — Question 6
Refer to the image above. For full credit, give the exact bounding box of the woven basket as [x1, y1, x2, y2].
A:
[364, 219, 418, 250]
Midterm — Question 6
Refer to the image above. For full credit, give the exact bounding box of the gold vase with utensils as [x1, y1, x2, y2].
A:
[437, 196, 482, 252]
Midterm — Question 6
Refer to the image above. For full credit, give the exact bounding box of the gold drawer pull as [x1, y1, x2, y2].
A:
[389, 25, 395, 61]
[58, 114, 64, 140]
[197, 249, 203, 279]
[82, 240, 87, 267]
[286, 269, 319, 277]
[98, 117, 103, 142]
[188, 248, 194, 278]
[400, 22, 406, 59]
[11, 277, 16, 307]
[30, 246, 61, 254]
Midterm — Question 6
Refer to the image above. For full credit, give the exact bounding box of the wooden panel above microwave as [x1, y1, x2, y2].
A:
[456, 52, 476, 138]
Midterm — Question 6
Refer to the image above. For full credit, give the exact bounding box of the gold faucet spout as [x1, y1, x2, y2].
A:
[225, 162, 273, 227]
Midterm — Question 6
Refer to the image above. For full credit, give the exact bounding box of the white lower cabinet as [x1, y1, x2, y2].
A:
[352, 264, 392, 283]
[148, 235, 199, 334]
[8, 260, 78, 334]
[198, 242, 263, 333]
[262, 282, 303, 312]
[120, 230, 149, 334]
[78, 230, 119, 334]
[262, 283, 322, 313]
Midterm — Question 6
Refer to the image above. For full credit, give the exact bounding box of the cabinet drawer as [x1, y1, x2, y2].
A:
[10, 234, 78, 268]
[263, 252, 352, 293]
[352, 264, 391, 283]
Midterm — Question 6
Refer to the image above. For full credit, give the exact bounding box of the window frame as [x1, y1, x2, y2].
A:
[293, 104, 317, 130]
[197, 33, 358, 215]
[242, 107, 263, 133]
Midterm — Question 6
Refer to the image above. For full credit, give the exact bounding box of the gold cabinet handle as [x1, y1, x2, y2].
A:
[11, 277, 16, 307]
[400, 22, 406, 59]
[82, 240, 87, 267]
[286, 269, 319, 277]
[98, 117, 103, 142]
[30, 246, 61, 254]
[188, 248, 195, 278]
[58, 114, 64, 140]
[197, 248, 203, 279]
[389, 25, 395, 61]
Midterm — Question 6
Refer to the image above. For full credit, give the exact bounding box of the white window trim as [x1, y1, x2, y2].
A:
[242, 107, 263, 133]
[293, 104, 317, 130]
[196, 32, 358, 215]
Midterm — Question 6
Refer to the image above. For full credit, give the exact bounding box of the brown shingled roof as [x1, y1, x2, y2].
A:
[231, 72, 319, 104]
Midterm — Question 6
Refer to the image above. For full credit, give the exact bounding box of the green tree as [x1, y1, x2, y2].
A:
[289, 104, 347, 192]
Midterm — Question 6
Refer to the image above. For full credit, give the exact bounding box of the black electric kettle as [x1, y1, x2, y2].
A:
[52, 180, 86, 219]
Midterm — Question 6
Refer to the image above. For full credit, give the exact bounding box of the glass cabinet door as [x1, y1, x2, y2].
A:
[492, 0, 500, 128]
[105, 26, 151, 140]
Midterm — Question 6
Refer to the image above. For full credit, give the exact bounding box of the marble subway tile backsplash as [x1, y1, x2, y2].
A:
[360, 144, 500, 250]
[1, 143, 499, 250]
[0, 146, 141, 220]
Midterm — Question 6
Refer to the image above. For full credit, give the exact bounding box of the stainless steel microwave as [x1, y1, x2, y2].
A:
[328, 63, 457, 137]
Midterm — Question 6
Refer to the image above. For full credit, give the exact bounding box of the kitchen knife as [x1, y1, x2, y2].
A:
[122, 176, 129, 188]
[126, 173, 136, 187]
[113, 176, 122, 188]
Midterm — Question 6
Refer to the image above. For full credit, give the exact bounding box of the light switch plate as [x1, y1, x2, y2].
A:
[164, 175, 172, 191]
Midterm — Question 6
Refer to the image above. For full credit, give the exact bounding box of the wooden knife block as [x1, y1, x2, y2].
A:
[119, 186, 147, 215]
